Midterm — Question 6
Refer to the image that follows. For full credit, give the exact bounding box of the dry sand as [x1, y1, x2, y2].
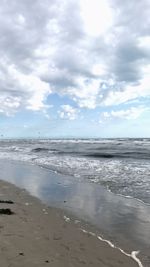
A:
[0, 180, 140, 267]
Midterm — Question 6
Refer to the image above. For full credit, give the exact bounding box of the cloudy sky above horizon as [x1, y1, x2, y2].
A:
[0, 0, 150, 138]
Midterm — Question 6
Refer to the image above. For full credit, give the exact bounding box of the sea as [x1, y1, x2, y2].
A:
[0, 138, 150, 266]
[0, 138, 150, 204]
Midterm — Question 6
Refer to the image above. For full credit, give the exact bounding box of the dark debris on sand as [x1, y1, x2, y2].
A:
[0, 208, 14, 215]
[0, 200, 14, 204]
[0, 200, 14, 215]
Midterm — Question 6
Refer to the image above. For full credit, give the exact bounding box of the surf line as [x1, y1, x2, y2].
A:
[81, 229, 143, 267]
[63, 214, 143, 267]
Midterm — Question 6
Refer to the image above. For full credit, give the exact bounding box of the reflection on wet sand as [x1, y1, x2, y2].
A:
[0, 159, 150, 264]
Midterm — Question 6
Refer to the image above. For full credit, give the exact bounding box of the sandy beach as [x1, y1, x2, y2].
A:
[0, 179, 141, 267]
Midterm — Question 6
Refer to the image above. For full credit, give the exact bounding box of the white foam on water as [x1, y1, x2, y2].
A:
[81, 229, 144, 267]
[63, 215, 70, 222]
[131, 251, 144, 267]
[64, 217, 143, 267]
[114, 193, 150, 206]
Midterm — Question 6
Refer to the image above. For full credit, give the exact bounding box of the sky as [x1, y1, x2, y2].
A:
[0, 0, 150, 138]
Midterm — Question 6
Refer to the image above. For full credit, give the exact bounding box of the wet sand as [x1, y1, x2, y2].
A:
[0, 179, 140, 267]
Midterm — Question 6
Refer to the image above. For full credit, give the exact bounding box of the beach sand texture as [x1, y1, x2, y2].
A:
[0, 180, 139, 267]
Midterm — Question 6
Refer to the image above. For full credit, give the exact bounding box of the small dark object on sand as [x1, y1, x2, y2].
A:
[0, 208, 14, 215]
[0, 200, 14, 204]
[19, 252, 24, 256]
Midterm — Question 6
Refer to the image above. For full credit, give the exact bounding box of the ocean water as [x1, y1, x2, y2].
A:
[0, 139, 150, 266]
[0, 138, 150, 204]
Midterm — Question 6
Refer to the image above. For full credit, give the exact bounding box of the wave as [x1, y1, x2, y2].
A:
[31, 147, 59, 153]
[86, 153, 115, 158]
[86, 151, 150, 160]
[106, 188, 150, 206]
[31, 148, 150, 160]
[0, 139, 150, 207]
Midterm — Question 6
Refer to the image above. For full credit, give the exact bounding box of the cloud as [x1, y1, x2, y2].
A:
[0, 62, 51, 114]
[58, 105, 79, 120]
[0, 0, 149, 115]
[101, 106, 148, 121]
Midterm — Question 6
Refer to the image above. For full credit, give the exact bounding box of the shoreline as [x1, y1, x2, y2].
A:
[0, 179, 141, 267]
[0, 156, 150, 207]
[0, 159, 149, 266]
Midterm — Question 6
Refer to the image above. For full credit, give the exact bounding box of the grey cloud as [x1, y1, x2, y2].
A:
[0, 0, 58, 68]
[109, 0, 150, 83]
[43, 71, 77, 91]
[113, 41, 147, 82]
[117, 41, 148, 63]
[113, 0, 150, 35]
[58, 1, 84, 43]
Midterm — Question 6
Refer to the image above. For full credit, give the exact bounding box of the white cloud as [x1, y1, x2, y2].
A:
[0, 62, 51, 115]
[101, 106, 148, 121]
[0, 0, 149, 115]
[68, 77, 102, 109]
[102, 69, 150, 107]
[58, 105, 79, 120]
[0, 96, 21, 116]
[80, 0, 113, 36]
